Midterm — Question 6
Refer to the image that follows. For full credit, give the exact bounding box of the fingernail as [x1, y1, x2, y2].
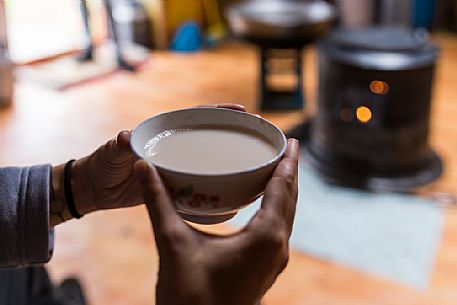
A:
[290, 138, 299, 145]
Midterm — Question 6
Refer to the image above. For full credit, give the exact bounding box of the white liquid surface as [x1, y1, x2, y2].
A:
[144, 127, 278, 174]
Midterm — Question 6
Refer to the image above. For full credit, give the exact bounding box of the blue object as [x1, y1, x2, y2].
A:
[230, 150, 444, 288]
[171, 21, 202, 52]
[412, 0, 436, 29]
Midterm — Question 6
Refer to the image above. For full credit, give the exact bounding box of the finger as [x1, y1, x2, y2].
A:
[270, 138, 299, 193]
[247, 139, 299, 233]
[216, 103, 246, 112]
[195, 103, 246, 112]
[133, 160, 184, 233]
[115, 130, 132, 155]
[102, 131, 132, 160]
[215, 104, 262, 119]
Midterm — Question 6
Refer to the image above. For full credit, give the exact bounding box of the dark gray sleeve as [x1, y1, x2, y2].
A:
[0, 165, 54, 268]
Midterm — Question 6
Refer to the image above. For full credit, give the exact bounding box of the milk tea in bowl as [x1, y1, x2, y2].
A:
[130, 108, 287, 224]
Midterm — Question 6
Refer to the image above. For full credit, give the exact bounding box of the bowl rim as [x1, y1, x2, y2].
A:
[130, 107, 288, 177]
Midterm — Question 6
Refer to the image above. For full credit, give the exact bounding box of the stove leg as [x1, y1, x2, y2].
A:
[259, 47, 269, 109]
[296, 47, 304, 108]
[259, 47, 304, 111]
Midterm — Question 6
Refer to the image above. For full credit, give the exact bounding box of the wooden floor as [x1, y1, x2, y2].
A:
[1, 34, 457, 305]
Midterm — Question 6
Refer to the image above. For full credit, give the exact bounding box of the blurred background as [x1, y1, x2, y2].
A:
[1, 1, 457, 305]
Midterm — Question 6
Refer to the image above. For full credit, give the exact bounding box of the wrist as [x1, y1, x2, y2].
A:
[50, 164, 71, 226]
[50, 159, 97, 226]
[71, 158, 97, 216]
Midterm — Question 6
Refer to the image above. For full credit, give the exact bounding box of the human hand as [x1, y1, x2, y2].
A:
[134, 139, 299, 305]
[50, 104, 247, 225]
[50, 130, 139, 224]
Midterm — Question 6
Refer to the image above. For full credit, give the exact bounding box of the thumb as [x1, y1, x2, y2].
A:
[133, 160, 182, 232]
[115, 130, 132, 155]
[99, 131, 133, 164]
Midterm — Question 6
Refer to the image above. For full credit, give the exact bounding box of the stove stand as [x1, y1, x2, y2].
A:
[259, 47, 304, 111]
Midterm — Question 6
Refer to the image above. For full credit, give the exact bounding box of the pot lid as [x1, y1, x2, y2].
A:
[328, 27, 429, 52]
[321, 27, 439, 70]
[228, 0, 335, 28]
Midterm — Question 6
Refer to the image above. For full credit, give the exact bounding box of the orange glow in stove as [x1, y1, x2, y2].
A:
[356, 106, 372, 123]
[370, 80, 389, 95]
[340, 108, 353, 122]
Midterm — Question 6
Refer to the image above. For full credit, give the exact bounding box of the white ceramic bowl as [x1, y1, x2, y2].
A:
[130, 107, 287, 224]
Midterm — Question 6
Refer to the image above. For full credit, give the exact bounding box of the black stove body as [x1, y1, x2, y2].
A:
[307, 27, 443, 191]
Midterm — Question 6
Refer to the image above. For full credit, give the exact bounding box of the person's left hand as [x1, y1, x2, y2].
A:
[134, 139, 299, 305]
[50, 104, 246, 225]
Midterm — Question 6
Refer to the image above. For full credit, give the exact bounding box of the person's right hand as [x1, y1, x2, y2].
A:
[134, 139, 299, 305]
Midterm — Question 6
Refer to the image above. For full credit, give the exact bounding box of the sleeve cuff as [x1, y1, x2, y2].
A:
[23, 165, 54, 265]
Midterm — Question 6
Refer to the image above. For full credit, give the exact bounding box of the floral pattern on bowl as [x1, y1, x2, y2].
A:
[168, 185, 220, 209]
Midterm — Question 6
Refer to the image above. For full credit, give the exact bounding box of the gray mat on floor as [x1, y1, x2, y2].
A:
[229, 153, 443, 288]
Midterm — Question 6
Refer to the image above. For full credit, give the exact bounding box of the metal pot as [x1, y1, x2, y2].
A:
[226, 0, 336, 47]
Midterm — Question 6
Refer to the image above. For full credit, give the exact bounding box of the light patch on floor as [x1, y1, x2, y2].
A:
[230, 150, 444, 289]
